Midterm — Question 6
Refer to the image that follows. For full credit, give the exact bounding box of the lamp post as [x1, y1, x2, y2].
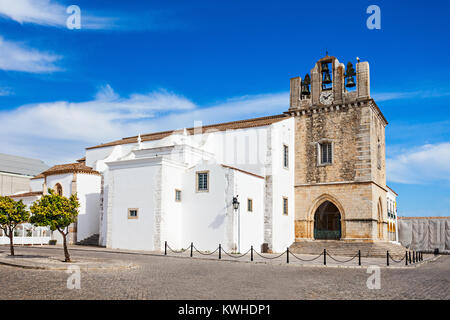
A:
[232, 196, 240, 253]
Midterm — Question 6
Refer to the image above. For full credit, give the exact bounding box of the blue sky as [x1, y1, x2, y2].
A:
[0, 0, 449, 217]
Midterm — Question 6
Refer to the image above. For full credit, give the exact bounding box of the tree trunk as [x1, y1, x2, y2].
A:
[61, 231, 71, 262]
[8, 229, 14, 256]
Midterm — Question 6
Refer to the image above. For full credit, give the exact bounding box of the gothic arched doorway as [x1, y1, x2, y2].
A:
[313, 201, 341, 240]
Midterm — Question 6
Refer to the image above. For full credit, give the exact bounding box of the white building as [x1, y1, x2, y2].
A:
[10, 56, 401, 253]
[387, 186, 398, 243]
[20, 115, 295, 253]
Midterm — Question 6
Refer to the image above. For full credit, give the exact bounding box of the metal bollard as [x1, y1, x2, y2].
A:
[358, 250, 361, 266]
[413, 251, 415, 263]
[251, 246, 253, 262]
[190, 242, 193, 257]
[164, 241, 167, 256]
[409, 251, 412, 264]
[405, 251, 408, 266]
[324, 249, 327, 265]
[219, 244, 221, 260]
[387, 251, 389, 266]
[286, 248, 289, 264]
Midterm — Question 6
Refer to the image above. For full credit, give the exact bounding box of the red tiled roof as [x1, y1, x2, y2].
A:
[86, 114, 290, 150]
[221, 164, 265, 179]
[39, 163, 100, 177]
[30, 173, 45, 180]
[9, 191, 43, 198]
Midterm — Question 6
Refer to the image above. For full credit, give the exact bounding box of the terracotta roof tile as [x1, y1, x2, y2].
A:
[40, 163, 100, 177]
[9, 191, 43, 198]
[30, 173, 45, 180]
[86, 114, 290, 150]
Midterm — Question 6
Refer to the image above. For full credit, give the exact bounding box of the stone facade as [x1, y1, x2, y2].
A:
[287, 55, 389, 242]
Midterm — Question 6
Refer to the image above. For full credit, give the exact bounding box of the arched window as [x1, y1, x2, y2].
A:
[55, 183, 63, 196]
[377, 138, 382, 170]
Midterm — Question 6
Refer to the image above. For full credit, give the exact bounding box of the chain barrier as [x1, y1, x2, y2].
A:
[254, 250, 286, 260]
[193, 245, 220, 256]
[221, 248, 252, 259]
[326, 251, 359, 264]
[164, 241, 419, 267]
[289, 250, 323, 262]
[388, 252, 406, 264]
[166, 243, 190, 254]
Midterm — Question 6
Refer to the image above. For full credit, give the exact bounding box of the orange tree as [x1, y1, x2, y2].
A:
[30, 189, 79, 262]
[0, 196, 30, 256]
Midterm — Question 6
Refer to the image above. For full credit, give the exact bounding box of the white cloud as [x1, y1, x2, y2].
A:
[0, 0, 117, 29]
[372, 90, 450, 102]
[387, 142, 450, 184]
[0, 86, 288, 165]
[0, 37, 61, 73]
[0, 87, 13, 96]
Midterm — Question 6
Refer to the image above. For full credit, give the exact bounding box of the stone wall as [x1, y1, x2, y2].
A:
[294, 182, 386, 241]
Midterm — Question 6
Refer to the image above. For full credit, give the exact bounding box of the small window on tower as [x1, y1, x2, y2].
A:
[283, 145, 289, 168]
[175, 189, 181, 202]
[377, 139, 382, 170]
[247, 198, 253, 212]
[319, 142, 332, 165]
[283, 197, 288, 215]
[128, 208, 138, 219]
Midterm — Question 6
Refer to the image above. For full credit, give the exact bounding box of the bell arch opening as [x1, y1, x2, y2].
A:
[313, 201, 342, 240]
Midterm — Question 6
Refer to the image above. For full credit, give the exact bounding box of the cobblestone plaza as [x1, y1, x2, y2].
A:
[0, 246, 448, 300]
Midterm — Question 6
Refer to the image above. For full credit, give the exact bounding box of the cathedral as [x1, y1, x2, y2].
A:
[10, 55, 399, 254]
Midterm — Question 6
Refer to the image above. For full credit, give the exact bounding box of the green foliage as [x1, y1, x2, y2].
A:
[0, 196, 30, 232]
[30, 188, 80, 234]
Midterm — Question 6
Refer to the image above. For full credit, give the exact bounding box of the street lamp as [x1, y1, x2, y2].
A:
[232, 196, 240, 210]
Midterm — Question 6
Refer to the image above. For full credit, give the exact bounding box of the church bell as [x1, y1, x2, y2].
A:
[345, 62, 356, 88]
[301, 74, 311, 95]
[322, 72, 332, 85]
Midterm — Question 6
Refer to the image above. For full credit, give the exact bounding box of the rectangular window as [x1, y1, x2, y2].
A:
[283, 145, 289, 168]
[196, 171, 209, 192]
[319, 142, 332, 164]
[175, 189, 181, 202]
[247, 198, 253, 212]
[128, 208, 138, 219]
[283, 197, 288, 215]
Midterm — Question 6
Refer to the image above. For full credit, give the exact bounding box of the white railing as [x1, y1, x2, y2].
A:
[0, 224, 51, 245]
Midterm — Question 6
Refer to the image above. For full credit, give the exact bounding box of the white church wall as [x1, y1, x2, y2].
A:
[99, 170, 109, 247]
[233, 170, 265, 253]
[180, 163, 231, 252]
[76, 173, 101, 242]
[107, 160, 161, 251]
[160, 160, 185, 249]
[269, 119, 295, 252]
[30, 178, 44, 192]
[200, 126, 269, 176]
[46, 173, 74, 197]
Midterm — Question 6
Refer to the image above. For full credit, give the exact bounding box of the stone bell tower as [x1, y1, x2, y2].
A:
[287, 55, 389, 242]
